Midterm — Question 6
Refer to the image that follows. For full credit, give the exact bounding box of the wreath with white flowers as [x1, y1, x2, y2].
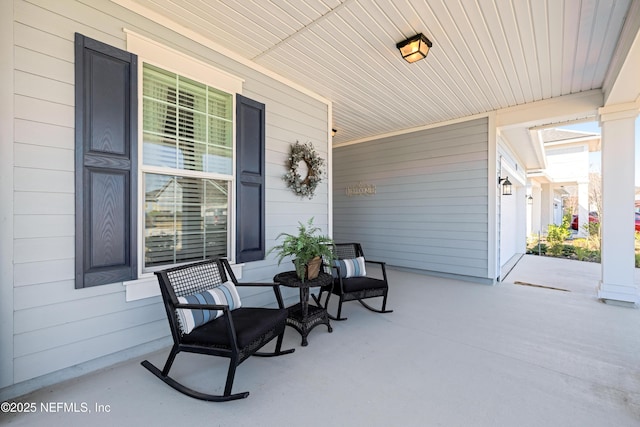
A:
[283, 141, 324, 199]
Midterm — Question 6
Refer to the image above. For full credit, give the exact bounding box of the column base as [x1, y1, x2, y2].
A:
[597, 281, 639, 307]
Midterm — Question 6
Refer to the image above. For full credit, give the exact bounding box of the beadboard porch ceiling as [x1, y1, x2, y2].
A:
[118, 0, 636, 154]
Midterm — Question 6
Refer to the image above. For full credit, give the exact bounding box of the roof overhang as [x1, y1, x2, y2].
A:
[497, 91, 602, 171]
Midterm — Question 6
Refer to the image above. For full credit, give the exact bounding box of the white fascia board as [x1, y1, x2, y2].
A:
[497, 90, 603, 130]
[335, 112, 491, 148]
[528, 129, 548, 169]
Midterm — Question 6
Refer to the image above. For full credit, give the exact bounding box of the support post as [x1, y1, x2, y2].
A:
[597, 104, 639, 306]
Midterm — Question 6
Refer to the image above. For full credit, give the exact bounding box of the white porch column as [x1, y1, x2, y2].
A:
[530, 185, 542, 236]
[539, 183, 553, 233]
[576, 181, 589, 237]
[597, 104, 639, 306]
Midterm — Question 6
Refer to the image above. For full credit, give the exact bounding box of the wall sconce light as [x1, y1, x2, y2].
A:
[396, 33, 432, 63]
[498, 176, 512, 196]
[331, 128, 337, 137]
[527, 195, 533, 205]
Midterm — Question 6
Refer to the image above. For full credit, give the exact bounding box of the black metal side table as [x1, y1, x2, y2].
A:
[273, 271, 333, 346]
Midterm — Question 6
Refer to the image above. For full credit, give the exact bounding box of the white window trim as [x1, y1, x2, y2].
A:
[125, 30, 244, 94]
[123, 30, 244, 301]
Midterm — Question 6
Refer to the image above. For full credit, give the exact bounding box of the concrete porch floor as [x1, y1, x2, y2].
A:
[2, 255, 639, 426]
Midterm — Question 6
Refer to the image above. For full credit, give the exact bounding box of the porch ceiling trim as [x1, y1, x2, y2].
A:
[111, 0, 331, 105]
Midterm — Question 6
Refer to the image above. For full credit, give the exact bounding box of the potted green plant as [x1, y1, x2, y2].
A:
[269, 217, 334, 280]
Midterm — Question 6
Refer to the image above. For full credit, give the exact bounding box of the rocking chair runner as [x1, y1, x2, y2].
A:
[313, 243, 392, 320]
[141, 258, 294, 402]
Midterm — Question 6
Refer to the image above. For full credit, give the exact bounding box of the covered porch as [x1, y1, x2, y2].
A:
[2, 0, 640, 410]
[4, 255, 639, 426]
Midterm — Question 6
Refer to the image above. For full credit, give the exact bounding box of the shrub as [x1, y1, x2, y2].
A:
[560, 244, 575, 257]
[585, 220, 600, 236]
[547, 223, 571, 256]
[574, 246, 600, 262]
[574, 246, 588, 261]
[526, 239, 546, 255]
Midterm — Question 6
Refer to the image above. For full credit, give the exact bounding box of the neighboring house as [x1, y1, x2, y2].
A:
[527, 128, 601, 237]
[1, 0, 639, 402]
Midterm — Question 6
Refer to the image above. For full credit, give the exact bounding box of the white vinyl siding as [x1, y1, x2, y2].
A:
[333, 118, 490, 280]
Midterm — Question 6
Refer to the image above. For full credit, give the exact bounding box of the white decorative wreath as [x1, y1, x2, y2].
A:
[283, 141, 324, 199]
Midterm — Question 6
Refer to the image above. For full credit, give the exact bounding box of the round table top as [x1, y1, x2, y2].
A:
[273, 271, 333, 288]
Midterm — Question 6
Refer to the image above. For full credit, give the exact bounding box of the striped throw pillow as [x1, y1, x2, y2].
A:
[333, 257, 367, 278]
[176, 280, 242, 334]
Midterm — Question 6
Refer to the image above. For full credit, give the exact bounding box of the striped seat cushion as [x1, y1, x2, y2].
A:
[176, 281, 242, 334]
[333, 257, 367, 278]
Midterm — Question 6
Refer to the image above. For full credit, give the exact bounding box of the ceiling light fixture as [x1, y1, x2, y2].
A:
[396, 33, 432, 63]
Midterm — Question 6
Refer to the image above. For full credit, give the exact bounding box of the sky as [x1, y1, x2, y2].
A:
[559, 116, 640, 186]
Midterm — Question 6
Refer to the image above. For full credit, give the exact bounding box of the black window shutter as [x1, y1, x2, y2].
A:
[236, 95, 265, 263]
[75, 33, 138, 288]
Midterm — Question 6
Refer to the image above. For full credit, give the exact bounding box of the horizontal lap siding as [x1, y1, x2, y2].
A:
[333, 118, 489, 279]
[10, 0, 328, 384]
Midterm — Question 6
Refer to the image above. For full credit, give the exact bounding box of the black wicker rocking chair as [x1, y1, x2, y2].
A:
[313, 243, 392, 320]
[141, 258, 294, 402]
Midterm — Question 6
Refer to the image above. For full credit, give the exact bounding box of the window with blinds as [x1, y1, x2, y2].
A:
[142, 63, 233, 269]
